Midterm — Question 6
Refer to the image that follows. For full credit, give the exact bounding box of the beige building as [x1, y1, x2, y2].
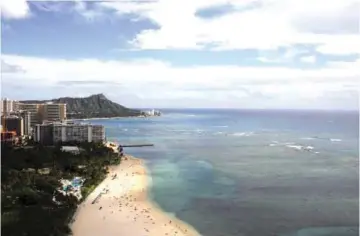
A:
[34, 122, 105, 144]
[18, 102, 66, 126]
[40, 103, 66, 122]
[18, 103, 41, 126]
[1, 98, 19, 116]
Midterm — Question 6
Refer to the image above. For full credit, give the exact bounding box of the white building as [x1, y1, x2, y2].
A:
[53, 123, 104, 143]
[34, 122, 105, 144]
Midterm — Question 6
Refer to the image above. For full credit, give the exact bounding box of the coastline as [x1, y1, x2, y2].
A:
[67, 116, 141, 122]
[71, 155, 200, 236]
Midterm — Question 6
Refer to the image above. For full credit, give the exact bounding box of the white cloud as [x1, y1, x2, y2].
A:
[2, 54, 359, 109]
[299, 55, 316, 64]
[0, 0, 30, 19]
[2, 0, 359, 55]
[98, 0, 360, 55]
[1, 1, 358, 109]
[72, 1, 107, 22]
[257, 46, 310, 63]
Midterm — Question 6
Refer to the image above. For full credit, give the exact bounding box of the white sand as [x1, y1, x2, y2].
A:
[71, 155, 201, 236]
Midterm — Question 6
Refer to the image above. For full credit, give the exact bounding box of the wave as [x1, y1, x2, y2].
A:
[168, 129, 191, 132]
[286, 145, 303, 150]
[166, 128, 207, 135]
[211, 131, 254, 137]
[195, 129, 205, 133]
[232, 132, 254, 137]
[301, 137, 342, 142]
[330, 138, 342, 142]
[269, 141, 282, 146]
[300, 137, 315, 140]
[214, 132, 224, 135]
[286, 145, 314, 151]
[284, 142, 295, 145]
[269, 141, 316, 152]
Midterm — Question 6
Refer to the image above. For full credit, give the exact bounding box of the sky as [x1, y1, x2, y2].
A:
[1, 0, 359, 110]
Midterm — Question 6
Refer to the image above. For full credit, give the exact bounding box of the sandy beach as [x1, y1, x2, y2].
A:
[71, 155, 201, 236]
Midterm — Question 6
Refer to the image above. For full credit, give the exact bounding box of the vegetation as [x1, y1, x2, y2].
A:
[20, 93, 141, 119]
[1, 141, 121, 236]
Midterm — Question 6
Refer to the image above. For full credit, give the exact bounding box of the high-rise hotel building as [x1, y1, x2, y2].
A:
[34, 122, 105, 144]
[18, 103, 42, 126]
[40, 103, 67, 122]
[18, 102, 66, 126]
[1, 98, 19, 116]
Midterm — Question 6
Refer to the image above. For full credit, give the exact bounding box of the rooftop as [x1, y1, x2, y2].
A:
[3, 115, 21, 119]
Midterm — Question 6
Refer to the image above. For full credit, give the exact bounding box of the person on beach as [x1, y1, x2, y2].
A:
[118, 145, 124, 157]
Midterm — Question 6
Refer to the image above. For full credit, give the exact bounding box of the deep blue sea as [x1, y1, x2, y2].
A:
[88, 109, 359, 236]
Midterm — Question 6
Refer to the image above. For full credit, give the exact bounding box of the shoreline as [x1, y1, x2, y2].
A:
[71, 155, 200, 236]
[67, 116, 141, 121]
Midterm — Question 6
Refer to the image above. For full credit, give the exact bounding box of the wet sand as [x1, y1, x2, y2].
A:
[71, 155, 201, 236]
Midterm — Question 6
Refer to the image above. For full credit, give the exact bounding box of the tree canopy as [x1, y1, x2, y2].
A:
[1, 141, 121, 236]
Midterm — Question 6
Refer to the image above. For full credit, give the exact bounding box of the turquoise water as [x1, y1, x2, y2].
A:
[87, 109, 358, 236]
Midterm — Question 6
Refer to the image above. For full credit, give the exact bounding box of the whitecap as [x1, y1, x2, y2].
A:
[301, 137, 315, 140]
[330, 138, 342, 142]
[194, 129, 204, 133]
[213, 125, 228, 128]
[286, 145, 303, 150]
[286, 145, 314, 151]
[170, 129, 189, 132]
[233, 132, 253, 137]
[284, 142, 295, 145]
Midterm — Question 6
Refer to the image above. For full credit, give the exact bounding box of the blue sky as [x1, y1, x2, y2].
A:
[1, 0, 359, 110]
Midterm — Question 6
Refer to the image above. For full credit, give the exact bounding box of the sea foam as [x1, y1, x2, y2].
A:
[286, 145, 314, 151]
[232, 132, 254, 137]
[330, 139, 342, 142]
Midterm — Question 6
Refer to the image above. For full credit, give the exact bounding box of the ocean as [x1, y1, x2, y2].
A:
[87, 109, 359, 236]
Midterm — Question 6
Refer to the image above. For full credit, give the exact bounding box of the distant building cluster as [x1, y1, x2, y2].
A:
[18, 102, 67, 126]
[1, 98, 105, 145]
[141, 109, 161, 117]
